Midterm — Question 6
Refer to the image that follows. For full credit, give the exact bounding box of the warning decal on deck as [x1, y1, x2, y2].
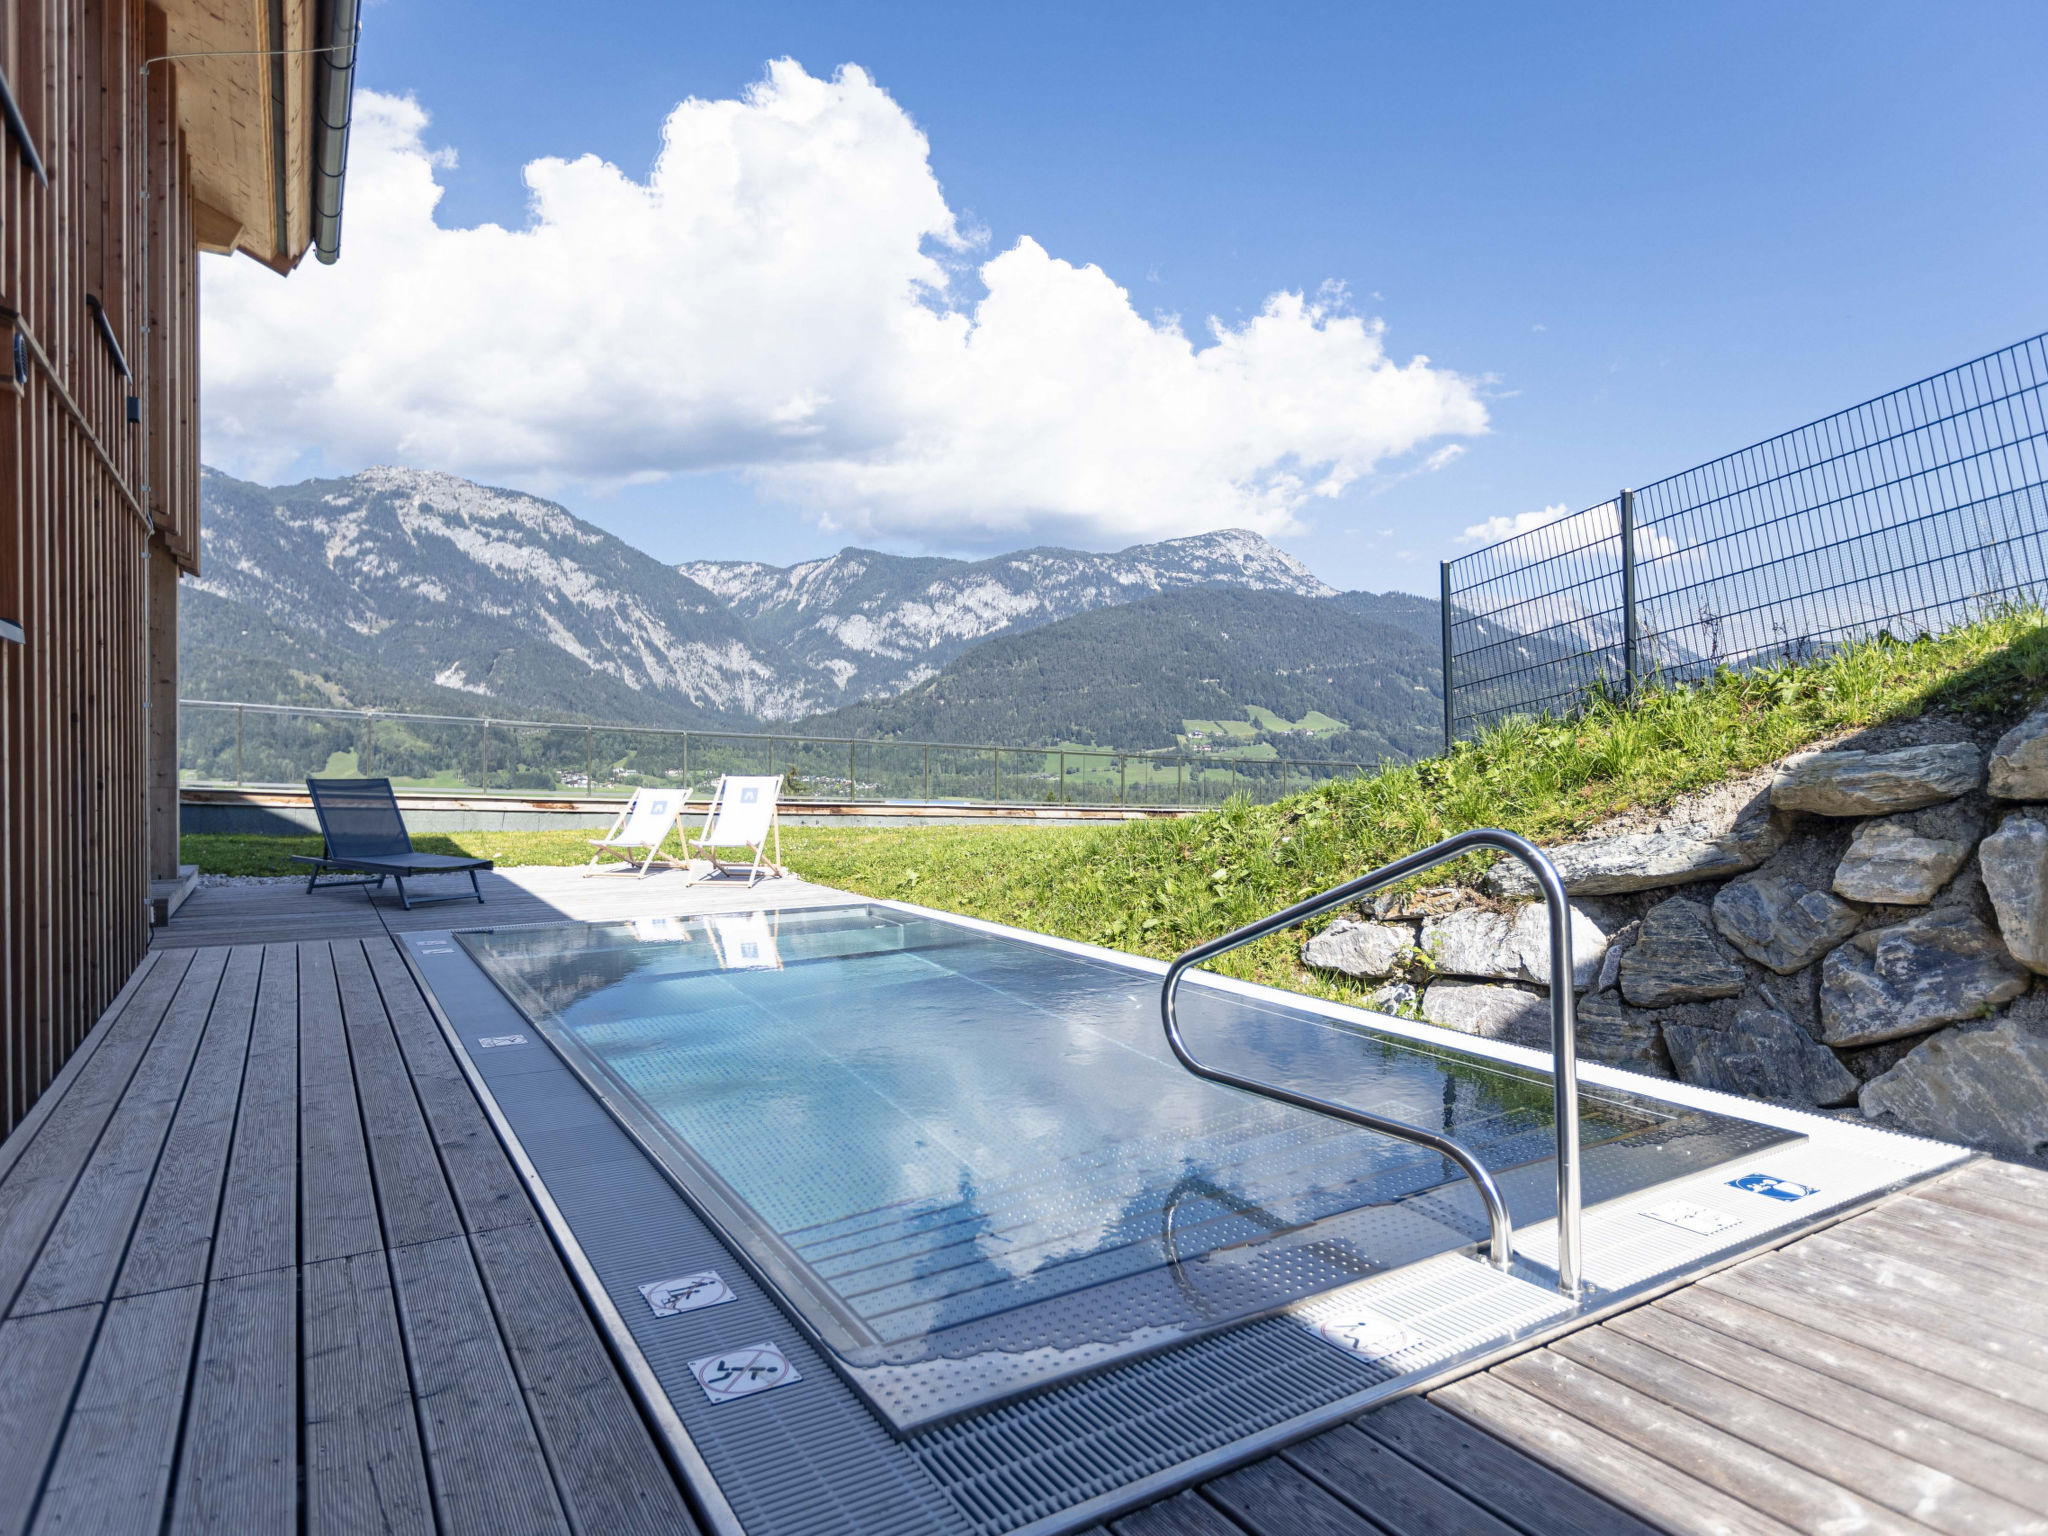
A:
[477, 1034, 528, 1049]
[1728, 1173, 1818, 1202]
[690, 1343, 802, 1403]
[1642, 1200, 1742, 1236]
[639, 1271, 735, 1317]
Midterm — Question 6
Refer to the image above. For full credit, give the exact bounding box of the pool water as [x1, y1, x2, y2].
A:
[459, 904, 1789, 1428]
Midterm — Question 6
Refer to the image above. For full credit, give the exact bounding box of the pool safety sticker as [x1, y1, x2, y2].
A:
[1728, 1173, 1818, 1203]
[639, 1271, 734, 1317]
[477, 1034, 528, 1049]
[690, 1343, 801, 1403]
[1642, 1200, 1742, 1237]
[1306, 1313, 1422, 1362]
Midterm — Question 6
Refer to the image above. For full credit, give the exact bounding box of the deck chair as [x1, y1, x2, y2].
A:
[585, 787, 688, 877]
[686, 775, 785, 887]
[292, 777, 492, 909]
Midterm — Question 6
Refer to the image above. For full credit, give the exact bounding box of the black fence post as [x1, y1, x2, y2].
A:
[1439, 561, 1455, 753]
[1619, 487, 1638, 698]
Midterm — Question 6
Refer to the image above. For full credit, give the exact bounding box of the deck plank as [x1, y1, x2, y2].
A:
[1709, 1248, 2048, 1395]
[1791, 1227, 2048, 1335]
[1610, 1303, 2048, 1516]
[1657, 1284, 2048, 1462]
[1110, 1491, 1249, 1536]
[298, 943, 383, 1265]
[0, 954, 162, 1187]
[210, 945, 299, 1280]
[1493, 1347, 1935, 1535]
[29, 1284, 205, 1536]
[303, 1250, 435, 1536]
[1201, 1457, 1380, 1536]
[1860, 1196, 2048, 1280]
[1910, 1175, 2048, 1234]
[332, 940, 462, 1249]
[1437, 1372, 1801, 1536]
[469, 1220, 699, 1536]
[1356, 1396, 1665, 1536]
[9, 949, 228, 1316]
[167, 1266, 298, 1536]
[0, 951, 194, 1309]
[1943, 1156, 2048, 1209]
[1557, 1320, 2045, 1534]
[388, 1235, 571, 1536]
[1284, 1421, 1521, 1536]
[0, 1306, 102, 1536]
[363, 939, 533, 1235]
[115, 947, 262, 1297]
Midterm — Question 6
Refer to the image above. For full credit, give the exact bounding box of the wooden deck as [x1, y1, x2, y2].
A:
[1, 873, 2044, 1535]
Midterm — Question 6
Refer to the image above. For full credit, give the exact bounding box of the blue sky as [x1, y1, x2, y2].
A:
[213, 1, 2047, 593]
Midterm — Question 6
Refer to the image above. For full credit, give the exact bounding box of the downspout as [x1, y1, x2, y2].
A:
[310, 0, 361, 264]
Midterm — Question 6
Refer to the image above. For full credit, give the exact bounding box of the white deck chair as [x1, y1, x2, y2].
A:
[584, 788, 687, 877]
[687, 775, 785, 887]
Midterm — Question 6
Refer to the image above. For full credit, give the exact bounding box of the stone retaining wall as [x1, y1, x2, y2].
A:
[1302, 704, 2048, 1161]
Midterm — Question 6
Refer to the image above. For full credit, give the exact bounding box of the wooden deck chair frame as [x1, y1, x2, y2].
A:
[584, 787, 689, 878]
[687, 775, 785, 888]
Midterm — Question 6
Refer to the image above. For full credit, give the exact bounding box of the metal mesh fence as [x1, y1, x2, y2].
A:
[176, 701, 1369, 810]
[1443, 332, 2048, 741]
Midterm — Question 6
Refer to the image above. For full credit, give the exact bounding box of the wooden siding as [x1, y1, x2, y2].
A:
[0, 0, 202, 1134]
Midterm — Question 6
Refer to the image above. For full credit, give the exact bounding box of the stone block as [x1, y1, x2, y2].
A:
[1712, 871, 1861, 974]
[1980, 812, 2048, 975]
[1302, 918, 1416, 979]
[1859, 1004, 2048, 1158]
[1619, 898, 1747, 1006]
[1818, 907, 2028, 1046]
[1663, 1007, 1859, 1106]
[1989, 705, 2048, 800]
[1574, 994, 1672, 1077]
[1419, 902, 1612, 990]
[1490, 809, 1785, 897]
[1419, 981, 1553, 1052]
[1831, 805, 1980, 906]
[1770, 743, 1982, 816]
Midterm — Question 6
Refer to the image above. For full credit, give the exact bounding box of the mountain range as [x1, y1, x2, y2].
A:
[185, 465, 1445, 760]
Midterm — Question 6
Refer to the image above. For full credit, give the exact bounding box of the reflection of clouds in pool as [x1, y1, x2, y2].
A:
[472, 909, 1556, 1300]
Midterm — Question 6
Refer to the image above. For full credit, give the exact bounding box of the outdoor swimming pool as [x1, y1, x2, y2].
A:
[455, 902, 1792, 1428]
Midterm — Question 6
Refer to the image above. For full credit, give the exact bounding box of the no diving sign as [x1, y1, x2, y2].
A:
[639, 1271, 734, 1317]
[690, 1343, 802, 1404]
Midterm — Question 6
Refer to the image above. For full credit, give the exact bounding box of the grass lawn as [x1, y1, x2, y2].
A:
[184, 609, 2048, 1007]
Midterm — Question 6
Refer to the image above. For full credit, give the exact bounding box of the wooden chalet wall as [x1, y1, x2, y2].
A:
[0, 0, 201, 1133]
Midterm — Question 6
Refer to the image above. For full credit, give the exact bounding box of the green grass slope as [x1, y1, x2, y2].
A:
[784, 610, 2048, 996]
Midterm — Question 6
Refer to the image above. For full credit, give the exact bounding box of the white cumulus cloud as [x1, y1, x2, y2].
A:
[203, 61, 1487, 547]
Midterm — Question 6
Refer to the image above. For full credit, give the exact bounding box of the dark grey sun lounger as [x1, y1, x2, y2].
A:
[291, 777, 492, 909]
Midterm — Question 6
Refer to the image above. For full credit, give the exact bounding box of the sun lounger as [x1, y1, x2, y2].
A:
[687, 775, 785, 887]
[291, 777, 491, 909]
[585, 787, 689, 877]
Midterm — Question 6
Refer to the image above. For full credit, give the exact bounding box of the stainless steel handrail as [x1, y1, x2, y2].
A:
[1160, 827, 1584, 1298]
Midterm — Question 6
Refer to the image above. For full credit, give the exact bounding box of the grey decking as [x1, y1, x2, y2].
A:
[1, 872, 2045, 1535]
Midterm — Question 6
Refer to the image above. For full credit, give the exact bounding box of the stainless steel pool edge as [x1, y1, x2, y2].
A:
[403, 902, 1975, 1536]
[998, 1156, 1968, 1536]
[395, 935, 752, 1536]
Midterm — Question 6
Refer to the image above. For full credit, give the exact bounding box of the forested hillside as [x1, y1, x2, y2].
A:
[802, 587, 1443, 763]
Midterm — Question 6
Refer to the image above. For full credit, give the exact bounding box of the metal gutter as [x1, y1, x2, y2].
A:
[310, 0, 361, 263]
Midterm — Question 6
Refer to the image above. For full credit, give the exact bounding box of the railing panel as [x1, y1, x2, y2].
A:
[1444, 333, 2048, 741]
